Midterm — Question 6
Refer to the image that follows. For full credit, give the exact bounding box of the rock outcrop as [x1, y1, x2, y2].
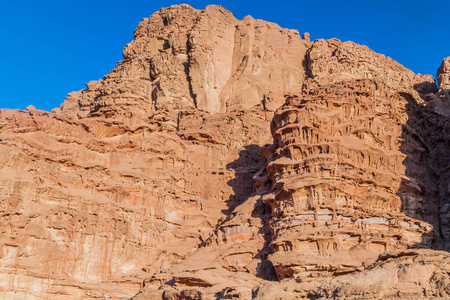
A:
[0, 4, 449, 300]
[60, 4, 309, 119]
[264, 79, 433, 280]
[253, 249, 450, 299]
[437, 57, 450, 90]
[0, 4, 308, 299]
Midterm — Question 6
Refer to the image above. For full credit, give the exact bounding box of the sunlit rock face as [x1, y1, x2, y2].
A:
[0, 4, 310, 299]
[1, 4, 450, 300]
[60, 4, 309, 119]
[262, 79, 433, 279]
[437, 57, 450, 90]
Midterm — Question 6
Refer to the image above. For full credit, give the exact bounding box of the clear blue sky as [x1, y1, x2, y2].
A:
[0, 0, 449, 111]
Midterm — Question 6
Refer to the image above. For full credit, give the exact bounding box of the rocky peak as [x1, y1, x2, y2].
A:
[437, 56, 450, 90]
[0, 4, 449, 300]
[59, 4, 309, 120]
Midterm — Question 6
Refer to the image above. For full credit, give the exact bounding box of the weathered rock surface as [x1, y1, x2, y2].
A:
[60, 4, 308, 119]
[254, 249, 450, 299]
[0, 4, 307, 299]
[0, 4, 449, 300]
[0, 106, 271, 299]
[437, 57, 450, 90]
[264, 79, 433, 280]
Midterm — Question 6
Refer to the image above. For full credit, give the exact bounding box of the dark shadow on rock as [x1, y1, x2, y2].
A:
[223, 144, 264, 214]
[413, 81, 438, 96]
[222, 144, 278, 281]
[399, 87, 450, 251]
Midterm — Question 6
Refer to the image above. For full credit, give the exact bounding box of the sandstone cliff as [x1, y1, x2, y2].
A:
[0, 4, 449, 300]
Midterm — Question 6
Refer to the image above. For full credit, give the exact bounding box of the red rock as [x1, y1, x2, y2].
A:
[263, 79, 433, 280]
[0, 4, 449, 300]
[437, 56, 450, 90]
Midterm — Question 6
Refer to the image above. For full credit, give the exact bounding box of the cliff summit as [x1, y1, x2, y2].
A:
[0, 4, 449, 300]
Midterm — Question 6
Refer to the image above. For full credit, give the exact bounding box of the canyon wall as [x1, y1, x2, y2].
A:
[0, 4, 449, 300]
[0, 4, 309, 299]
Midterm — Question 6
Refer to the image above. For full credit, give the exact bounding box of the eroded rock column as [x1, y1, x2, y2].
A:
[259, 79, 433, 279]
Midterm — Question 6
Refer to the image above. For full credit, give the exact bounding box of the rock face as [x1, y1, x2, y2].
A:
[0, 4, 308, 299]
[437, 57, 450, 90]
[0, 4, 449, 300]
[60, 4, 308, 119]
[254, 249, 450, 299]
[264, 79, 433, 280]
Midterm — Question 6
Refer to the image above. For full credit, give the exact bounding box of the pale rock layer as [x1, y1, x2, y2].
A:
[0, 4, 449, 300]
[437, 56, 450, 90]
[0, 4, 308, 299]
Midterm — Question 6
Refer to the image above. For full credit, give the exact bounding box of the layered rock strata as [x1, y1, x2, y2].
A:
[0, 4, 310, 299]
[0, 4, 449, 300]
[437, 57, 450, 91]
[253, 249, 450, 299]
[262, 79, 433, 279]
[59, 4, 309, 119]
[134, 49, 450, 300]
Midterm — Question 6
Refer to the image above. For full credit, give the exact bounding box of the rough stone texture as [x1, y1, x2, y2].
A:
[263, 79, 433, 280]
[437, 57, 450, 90]
[253, 249, 450, 299]
[302, 32, 310, 42]
[0, 106, 271, 299]
[0, 4, 308, 299]
[60, 4, 308, 119]
[0, 4, 449, 300]
[305, 37, 438, 104]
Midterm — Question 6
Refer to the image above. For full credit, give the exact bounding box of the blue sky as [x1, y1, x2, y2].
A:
[0, 0, 449, 111]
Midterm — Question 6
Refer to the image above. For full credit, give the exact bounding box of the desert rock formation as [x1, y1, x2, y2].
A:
[0, 4, 449, 300]
[437, 57, 450, 91]
[265, 79, 433, 280]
